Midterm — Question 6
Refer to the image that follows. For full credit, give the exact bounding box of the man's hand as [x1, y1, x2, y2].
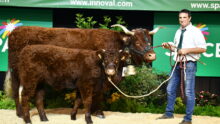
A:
[162, 42, 171, 49]
[162, 42, 175, 51]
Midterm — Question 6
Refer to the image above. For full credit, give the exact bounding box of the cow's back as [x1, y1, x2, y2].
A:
[9, 26, 123, 69]
[18, 45, 101, 89]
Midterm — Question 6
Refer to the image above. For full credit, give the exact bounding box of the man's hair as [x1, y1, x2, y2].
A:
[179, 9, 191, 17]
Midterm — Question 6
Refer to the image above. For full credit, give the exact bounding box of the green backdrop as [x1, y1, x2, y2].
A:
[0, 8, 52, 71]
[153, 12, 220, 77]
[0, 0, 220, 11]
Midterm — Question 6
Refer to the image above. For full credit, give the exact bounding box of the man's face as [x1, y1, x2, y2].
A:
[179, 12, 191, 28]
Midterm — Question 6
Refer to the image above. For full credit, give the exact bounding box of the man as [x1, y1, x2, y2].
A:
[157, 9, 207, 124]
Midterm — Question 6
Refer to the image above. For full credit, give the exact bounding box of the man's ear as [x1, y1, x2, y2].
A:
[96, 49, 105, 59]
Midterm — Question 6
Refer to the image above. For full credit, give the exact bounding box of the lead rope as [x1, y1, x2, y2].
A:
[107, 44, 205, 98]
[178, 55, 187, 101]
[107, 60, 178, 98]
[106, 44, 177, 98]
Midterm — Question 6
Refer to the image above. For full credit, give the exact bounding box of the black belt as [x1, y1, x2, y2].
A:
[177, 60, 196, 64]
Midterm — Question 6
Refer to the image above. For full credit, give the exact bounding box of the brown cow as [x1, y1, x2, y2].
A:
[18, 45, 127, 124]
[6, 24, 160, 118]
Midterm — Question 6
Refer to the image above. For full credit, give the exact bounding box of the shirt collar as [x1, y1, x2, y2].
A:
[179, 22, 192, 31]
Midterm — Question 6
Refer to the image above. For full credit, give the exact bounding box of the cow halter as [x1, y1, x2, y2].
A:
[129, 28, 152, 56]
[129, 29, 152, 56]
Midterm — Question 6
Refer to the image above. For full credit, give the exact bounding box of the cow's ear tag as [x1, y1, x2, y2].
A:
[122, 65, 136, 77]
[122, 66, 127, 77]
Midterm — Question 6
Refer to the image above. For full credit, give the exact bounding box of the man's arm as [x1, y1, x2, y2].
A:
[178, 48, 206, 55]
[162, 42, 207, 55]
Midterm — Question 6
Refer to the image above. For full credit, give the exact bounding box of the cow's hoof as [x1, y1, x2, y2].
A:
[40, 117, 49, 121]
[16, 112, 23, 118]
[71, 115, 76, 120]
[24, 117, 32, 124]
[17, 114, 23, 118]
[85, 114, 93, 124]
[86, 120, 93, 124]
[25, 121, 32, 124]
[94, 111, 105, 119]
[96, 114, 105, 119]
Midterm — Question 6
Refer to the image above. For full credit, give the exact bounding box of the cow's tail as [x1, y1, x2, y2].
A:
[4, 70, 13, 98]
[18, 85, 23, 104]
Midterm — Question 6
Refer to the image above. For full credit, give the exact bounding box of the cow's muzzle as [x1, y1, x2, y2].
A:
[105, 63, 117, 76]
[144, 50, 156, 63]
[105, 68, 116, 76]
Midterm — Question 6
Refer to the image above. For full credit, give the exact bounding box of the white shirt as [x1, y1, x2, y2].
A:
[171, 23, 207, 62]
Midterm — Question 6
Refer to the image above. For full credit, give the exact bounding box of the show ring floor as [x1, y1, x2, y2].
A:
[0, 108, 220, 124]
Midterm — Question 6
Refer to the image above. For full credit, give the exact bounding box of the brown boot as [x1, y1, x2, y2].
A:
[179, 120, 192, 124]
[157, 114, 174, 119]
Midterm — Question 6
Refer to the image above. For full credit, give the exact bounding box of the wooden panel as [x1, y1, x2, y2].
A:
[196, 77, 220, 95]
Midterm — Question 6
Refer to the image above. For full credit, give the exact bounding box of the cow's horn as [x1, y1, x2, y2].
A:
[149, 26, 164, 35]
[111, 24, 135, 36]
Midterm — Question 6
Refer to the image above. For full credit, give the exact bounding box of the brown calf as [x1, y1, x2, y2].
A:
[18, 45, 127, 124]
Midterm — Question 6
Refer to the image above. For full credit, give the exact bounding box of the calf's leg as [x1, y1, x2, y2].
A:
[35, 88, 48, 121]
[79, 83, 93, 124]
[91, 92, 105, 118]
[90, 78, 105, 119]
[11, 71, 23, 118]
[21, 90, 32, 124]
[71, 90, 82, 120]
